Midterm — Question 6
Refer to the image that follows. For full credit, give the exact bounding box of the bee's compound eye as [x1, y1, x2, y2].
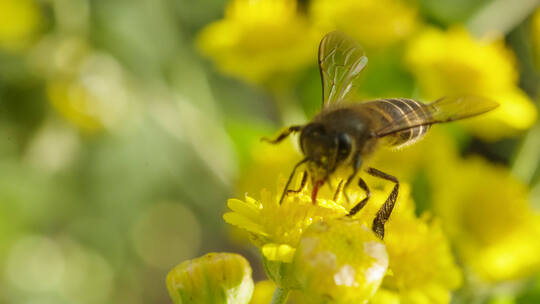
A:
[305, 123, 325, 136]
[337, 133, 352, 159]
[300, 123, 326, 152]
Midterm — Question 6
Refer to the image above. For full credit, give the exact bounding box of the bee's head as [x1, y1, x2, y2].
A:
[299, 123, 352, 200]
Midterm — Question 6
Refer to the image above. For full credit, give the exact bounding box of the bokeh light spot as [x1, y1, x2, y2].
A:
[132, 202, 202, 269]
[5, 235, 65, 292]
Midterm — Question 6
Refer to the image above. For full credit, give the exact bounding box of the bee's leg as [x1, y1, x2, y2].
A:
[367, 167, 399, 239]
[285, 171, 308, 196]
[333, 180, 345, 202]
[342, 152, 363, 204]
[339, 153, 370, 215]
[346, 178, 371, 216]
[279, 158, 308, 204]
[261, 125, 303, 144]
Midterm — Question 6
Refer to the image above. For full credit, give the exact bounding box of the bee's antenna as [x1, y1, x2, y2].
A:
[279, 158, 308, 204]
[261, 125, 303, 144]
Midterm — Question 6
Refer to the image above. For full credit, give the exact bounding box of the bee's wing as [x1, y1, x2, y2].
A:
[319, 31, 368, 108]
[375, 96, 499, 137]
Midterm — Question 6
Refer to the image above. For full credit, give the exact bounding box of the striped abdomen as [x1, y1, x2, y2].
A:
[358, 98, 431, 147]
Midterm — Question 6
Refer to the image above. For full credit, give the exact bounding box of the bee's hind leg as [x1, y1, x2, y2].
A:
[367, 167, 399, 240]
[261, 125, 303, 144]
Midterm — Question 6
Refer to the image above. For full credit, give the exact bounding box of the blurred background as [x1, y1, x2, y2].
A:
[1, 0, 540, 303]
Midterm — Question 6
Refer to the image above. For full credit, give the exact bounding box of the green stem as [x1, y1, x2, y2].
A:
[270, 287, 290, 304]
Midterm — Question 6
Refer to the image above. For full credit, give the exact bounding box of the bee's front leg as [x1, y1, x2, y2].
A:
[367, 167, 399, 239]
[285, 171, 308, 196]
[279, 158, 308, 205]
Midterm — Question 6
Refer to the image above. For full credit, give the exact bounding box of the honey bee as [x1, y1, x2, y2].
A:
[264, 31, 498, 239]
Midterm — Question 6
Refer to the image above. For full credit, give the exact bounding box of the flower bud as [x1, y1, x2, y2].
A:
[293, 218, 388, 304]
[166, 252, 254, 304]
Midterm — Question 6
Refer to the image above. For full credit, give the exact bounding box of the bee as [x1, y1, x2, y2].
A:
[264, 31, 499, 239]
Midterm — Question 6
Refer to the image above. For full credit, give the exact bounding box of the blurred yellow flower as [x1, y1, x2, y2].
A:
[310, 0, 417, 49]
[39, 38, 131, 133]
[433, 157, 540, 282]
[47, 79, 104, 133]
[0, 0, 41, 51]
[532, 6, 540, 68]
[369, 126, 540, 284]
[197, 0, 318, 84]
[405, 27, 537, 140]
[370, 129, 460, 183]
[379, 206, 462, 303]
[351, 184, 462, 304]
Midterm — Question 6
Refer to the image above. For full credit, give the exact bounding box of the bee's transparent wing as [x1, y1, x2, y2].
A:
[375, 96, 499, 137]
[319, 31, 368, 108]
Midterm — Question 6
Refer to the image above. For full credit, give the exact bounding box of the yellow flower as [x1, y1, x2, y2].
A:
[225, 180, 346, 288]
[225, 182, 347, 262]
[310, 0, 417, 49]
[432, 157, 540, 282]
[197, 0, 318, 84]
[405, 27, 537, 140]
[228, 140, 300, 254]
[226, 164, 462, 302]
[370, 289, 400, 304]
[0, 0, 42, 51]
[293, 218, 389, 304]
[379, 210, 462, 303]
[167, 252, 254, 304]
